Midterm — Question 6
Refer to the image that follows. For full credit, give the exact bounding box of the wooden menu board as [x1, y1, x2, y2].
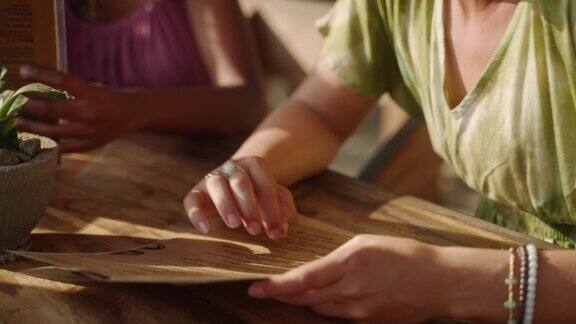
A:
[14, 217, 355, 285]
[0, 0, 66, 86]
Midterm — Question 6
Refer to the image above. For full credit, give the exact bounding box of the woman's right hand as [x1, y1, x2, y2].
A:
[183, 157, 297, 239]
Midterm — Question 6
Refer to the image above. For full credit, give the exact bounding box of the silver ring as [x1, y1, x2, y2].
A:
[204, 170, 226, 180]
[222, 160, 244, 179]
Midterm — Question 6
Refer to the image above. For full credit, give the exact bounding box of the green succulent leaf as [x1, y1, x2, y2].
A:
[14, 83, 69, 100]
[0, 90, 15, 119]
[0, 119, 16, 148]
[0, 66, 6, 82]
[0, 89, 18, 146]
[0, 90, 28, 139]
[0, 83, 68, 118]
[0, 67, 68, 154]
[0, 65, 6, 90]
[6, 94, 29, 117]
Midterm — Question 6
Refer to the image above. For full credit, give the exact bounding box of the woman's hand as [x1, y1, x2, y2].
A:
[247, 235, 445, 321]
[183, 157, 297, 239]
[248, 235, 508, 322]
[17, 66, 146, 152]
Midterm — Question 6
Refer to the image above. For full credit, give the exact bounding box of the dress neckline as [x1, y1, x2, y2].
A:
[436, 0, 524, 118]
[67, 0, 157, 32]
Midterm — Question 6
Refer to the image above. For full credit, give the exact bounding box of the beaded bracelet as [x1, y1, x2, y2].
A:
[516, 246, 529, 323]
[504, 247, 518, 324]
[524, 244, 538, 324]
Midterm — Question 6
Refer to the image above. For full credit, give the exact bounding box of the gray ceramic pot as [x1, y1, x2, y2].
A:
[0, 134, 58, 262]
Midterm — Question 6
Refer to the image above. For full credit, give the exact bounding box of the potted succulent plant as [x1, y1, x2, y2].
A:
[0, 66, 67, 264]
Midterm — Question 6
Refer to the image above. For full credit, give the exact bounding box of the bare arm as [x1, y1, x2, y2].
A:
[18, 0, 266, 152]
[131, 0, 267, 134]
[443, 247, 576, 322]
[127, 85, 265, 135]
[245, 235, 576, 322]
[233, 63, 377, 185]
[535, 250, 576, 321]
[183, 63, 376, 238]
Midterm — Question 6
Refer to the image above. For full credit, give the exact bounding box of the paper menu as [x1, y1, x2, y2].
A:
[14, 217, 355, 284]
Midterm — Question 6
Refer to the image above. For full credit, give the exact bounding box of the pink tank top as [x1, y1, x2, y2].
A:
[66, 0, 210, 88]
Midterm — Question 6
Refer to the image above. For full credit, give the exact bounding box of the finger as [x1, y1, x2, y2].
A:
[205, 174, 243, 229]
[310, 296, 382, 321]
[22, 99, 93, 122]
[17, 118, 93, 140]
[183, 188, 214, 234]
[248, 252, 345, 298]
[274, 279, 347, 306]
[20, 100, 59, 123]
[277, 185, 297, 227]
[228, 169, 263, 236]
[310, 302, 356, 319]
[275, 272, 374, 306]
[20, 65, 87, 96]
[239, 158, 283, 239]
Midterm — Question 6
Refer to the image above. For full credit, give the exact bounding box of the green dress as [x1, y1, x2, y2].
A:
[317, 0, 576, 247]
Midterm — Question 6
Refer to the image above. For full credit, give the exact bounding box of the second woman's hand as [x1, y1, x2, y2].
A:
[183, 157, 297, 239]
[247, 235, 510, 322]
[17, 65, 146, 152]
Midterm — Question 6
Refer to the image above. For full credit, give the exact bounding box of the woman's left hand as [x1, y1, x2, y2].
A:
[248, 235, 455, 322]
[17, 66, 145, 152]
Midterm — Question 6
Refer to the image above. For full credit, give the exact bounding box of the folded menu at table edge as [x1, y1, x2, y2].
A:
[12, 217, 356, 284]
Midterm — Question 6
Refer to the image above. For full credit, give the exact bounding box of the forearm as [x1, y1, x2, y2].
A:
[438, 247, 509, 322]
[439, 246, 576, 322]
[123, 85, 267, 135]
[532, 250, 576, 322]
[232, 99, 342, 186]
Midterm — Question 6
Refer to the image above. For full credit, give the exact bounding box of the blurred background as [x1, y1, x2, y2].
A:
[2, 0, 480, 215]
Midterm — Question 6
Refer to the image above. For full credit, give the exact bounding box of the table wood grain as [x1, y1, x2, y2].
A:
[0, 133, 556, 323]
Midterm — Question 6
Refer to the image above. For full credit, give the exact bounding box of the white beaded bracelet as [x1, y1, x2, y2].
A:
[524, 244, 538, 324]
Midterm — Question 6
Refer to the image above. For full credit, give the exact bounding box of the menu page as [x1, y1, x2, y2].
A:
[15, 217, 355, 284]
[0, 0, 66, 86]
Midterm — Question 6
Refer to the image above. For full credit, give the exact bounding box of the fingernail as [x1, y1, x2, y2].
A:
[196, 221, 210, 234]
[246, 222, 261, 236]
[269, 229, 282, 240]
[248, 284, 265, 298]
[19, 65, 36, 79]
[226, 214, 241, 228]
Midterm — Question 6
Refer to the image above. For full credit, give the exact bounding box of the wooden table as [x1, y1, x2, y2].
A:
[0, 134, 555, 323]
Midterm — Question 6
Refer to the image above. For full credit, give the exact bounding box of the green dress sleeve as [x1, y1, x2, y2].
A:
[316, 0, 400, 99]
